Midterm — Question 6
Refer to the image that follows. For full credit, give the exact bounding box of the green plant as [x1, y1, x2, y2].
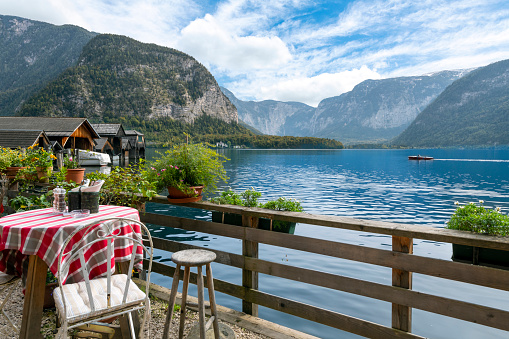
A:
[210, 187, 262, 207]
[446, 200, 509, 236]
[86, 162, 157, 208]
[262, 197, 304, 212]
[25, 145, 56, 168]
[148, 143, 228, 196]
[63, 154, 81, 169]
[9, 194, 52, 212]
[0, 147, 26, 169]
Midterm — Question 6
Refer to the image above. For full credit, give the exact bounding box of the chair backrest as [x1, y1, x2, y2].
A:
[56, 217, 153, 315]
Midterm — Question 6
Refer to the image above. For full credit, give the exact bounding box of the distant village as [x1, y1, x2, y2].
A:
[0, 117, 145, 167]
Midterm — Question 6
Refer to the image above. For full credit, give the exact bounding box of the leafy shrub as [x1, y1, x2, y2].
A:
[446, 201, 509, 236]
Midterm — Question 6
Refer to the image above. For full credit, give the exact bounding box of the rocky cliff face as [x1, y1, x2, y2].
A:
[221, 87, 314, 135]
[151, 85, 237, 123]
[0, 15, 96, 116]
[308, 70, 469, 143]
[223, 70, 468, 144]
[393, 59, 509, 147]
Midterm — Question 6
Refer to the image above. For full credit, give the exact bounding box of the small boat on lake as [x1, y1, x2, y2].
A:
[408, 155, 434, 161]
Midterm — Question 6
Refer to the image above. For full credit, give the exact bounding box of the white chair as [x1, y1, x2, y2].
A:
[0, 272, 21, 336]
[52, 217, 153, 339]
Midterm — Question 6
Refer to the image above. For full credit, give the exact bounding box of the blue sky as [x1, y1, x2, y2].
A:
[2, 0, 509, 106]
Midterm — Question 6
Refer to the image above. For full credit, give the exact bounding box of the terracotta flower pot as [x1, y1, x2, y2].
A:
[4, 166, 26, 180]
[36, 166, 52, 183]
[65, 168, 85, 184]
[167, 186, 204, 203]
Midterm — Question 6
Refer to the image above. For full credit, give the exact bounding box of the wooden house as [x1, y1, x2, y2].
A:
[91, 124, 126, 156]
[0, 117, 99, 151]
[0, 129, 51, 149]
[125, 130, 145, 164]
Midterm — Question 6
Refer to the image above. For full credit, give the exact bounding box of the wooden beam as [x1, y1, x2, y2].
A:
[392, 236, 413, 332]
[242, 214, 259, 317]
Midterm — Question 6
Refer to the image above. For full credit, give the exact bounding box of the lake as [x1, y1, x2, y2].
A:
[145, 148, 509, 339]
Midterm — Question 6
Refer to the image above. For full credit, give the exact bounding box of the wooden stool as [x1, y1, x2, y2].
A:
[163, 249, 220, 339]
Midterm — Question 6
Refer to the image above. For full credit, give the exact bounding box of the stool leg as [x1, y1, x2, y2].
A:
[163, 264, 180, 339]
[178, 266, 191, 339]
[206, 263, 220, 339]
[197, 266, 206, 338]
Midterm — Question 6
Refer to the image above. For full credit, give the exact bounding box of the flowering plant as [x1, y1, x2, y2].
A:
[148, 143, 228, 196]
[25, 145, 56, 169]
[63, 154, 81, 169]
[0, 148, 26, 169]
[446, 200, 509, 236]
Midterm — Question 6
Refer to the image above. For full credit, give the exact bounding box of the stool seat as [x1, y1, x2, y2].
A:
[172, 249, 216, 266]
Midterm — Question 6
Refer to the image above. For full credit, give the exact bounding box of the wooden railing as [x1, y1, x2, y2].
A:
[142, 195, 509, 339]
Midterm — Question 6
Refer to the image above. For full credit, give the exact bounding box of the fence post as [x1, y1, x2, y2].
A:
[392, 235, 413, 332]
[242, 214, 259, 316]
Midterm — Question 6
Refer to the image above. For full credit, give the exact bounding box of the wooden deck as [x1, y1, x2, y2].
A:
[141, 195, 509, 339]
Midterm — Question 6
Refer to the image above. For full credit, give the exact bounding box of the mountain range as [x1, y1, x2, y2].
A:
[223, 70, 471, 145]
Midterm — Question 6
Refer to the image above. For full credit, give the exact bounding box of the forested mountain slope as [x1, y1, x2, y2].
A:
[18, 34, 238, 125]
[0, 15, 96, 116]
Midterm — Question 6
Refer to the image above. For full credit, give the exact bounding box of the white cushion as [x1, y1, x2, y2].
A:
[53, 274, 146, 320]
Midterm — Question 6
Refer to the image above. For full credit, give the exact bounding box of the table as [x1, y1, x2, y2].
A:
[0, 205, 141, 338]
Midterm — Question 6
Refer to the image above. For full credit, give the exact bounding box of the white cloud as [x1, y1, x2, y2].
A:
[248, 66, 381, 107]
[176, 14, 292, 72]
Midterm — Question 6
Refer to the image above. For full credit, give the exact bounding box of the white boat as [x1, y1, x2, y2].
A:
[78, 150, 111, 166]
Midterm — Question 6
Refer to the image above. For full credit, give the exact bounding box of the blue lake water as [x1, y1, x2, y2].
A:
[145, 148, 509, 339]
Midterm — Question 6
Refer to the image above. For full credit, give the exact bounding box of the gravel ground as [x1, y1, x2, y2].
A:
[0, 283, 271, 338]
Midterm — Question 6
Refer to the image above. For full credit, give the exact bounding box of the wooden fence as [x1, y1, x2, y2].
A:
[142, 195, 509, 339]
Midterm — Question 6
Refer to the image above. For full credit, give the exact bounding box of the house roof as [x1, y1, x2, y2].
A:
[91, 124, 126, 137]
[122, 138, 134, 150]
[0, 117, 100, 139]
[125, 130, 144, 136]
[0, 129, 50, 148]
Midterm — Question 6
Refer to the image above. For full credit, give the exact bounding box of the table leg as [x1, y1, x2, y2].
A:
[20, 255, 47, 339]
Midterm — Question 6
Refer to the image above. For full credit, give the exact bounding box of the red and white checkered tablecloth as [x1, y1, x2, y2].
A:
[0, 205, 142, 284]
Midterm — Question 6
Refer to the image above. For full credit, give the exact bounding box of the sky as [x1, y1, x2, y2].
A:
[1, 0, 509, 107]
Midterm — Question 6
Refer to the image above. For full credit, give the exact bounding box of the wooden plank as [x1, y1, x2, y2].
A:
[150, 262, 424, 339]
[392, 236, 413, 332]
[242, 214, 259, 317]
[243, 227, 509, 291]
[150, 238, 245, 268]
[146, 198, 509, 251]
[20, 255, 47, 339]
[141, 213, 246, 240]
[242, 256, 509, 332]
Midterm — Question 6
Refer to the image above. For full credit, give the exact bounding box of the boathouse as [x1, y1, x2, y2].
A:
[125, 130, 145, 164]
[0, 117, 99, 151]
[0, 129, 51, 149]
[91, 123, 126, 156]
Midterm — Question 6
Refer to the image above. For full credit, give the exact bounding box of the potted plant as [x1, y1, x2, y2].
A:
[148, 143, 228, 203]
[447, 200, 509, 268]
[25, 145, 56, 183]
[63, 154, 85, 184]
[210, 188, 304, 234]
[0, 147, 27, 179]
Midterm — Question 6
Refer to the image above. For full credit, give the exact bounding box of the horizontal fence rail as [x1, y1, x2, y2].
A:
[139, 196, 509, 338]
